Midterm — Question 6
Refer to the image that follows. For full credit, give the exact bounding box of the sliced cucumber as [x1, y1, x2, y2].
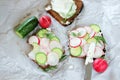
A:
[90, 24, 100, 33]
[35, 52, 47, 65]
[52, 48, 63, 58]
[50, 36, 60, 42]
[15, 16, 38, 38]
[37, 29, 48, 38]
[87, 38, 97, 44]
[70, 47, 82, 57]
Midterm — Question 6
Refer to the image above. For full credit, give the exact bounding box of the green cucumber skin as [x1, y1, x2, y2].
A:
[15, 16, 38, 38]
[70, 47, 82, 57]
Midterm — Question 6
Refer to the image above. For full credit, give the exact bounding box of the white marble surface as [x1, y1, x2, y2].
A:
[0, 0, 120, 80]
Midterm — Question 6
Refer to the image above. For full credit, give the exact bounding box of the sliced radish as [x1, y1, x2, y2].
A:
[28, 36, 40, 45]
[69, 30, 79, 38]
[96, 41, 105, 49]
[50, 41, 62, 50]
[81, 39, 86, 46]
[84, 26, 92, 34]
[40, 46, 50, 55]
[70, 38, 81, 48]
[77, 28, 87, 38]
[78, 50, 86, 58]
[93, 47, 104, 58]
[47, 52, 59, 66]
[89, 31, 96, 38]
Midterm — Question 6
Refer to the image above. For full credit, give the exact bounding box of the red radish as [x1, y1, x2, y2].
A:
[85, 26, 92, 33]
[93, 58, 108, 73]
[39, 15, 51, 28]
[28, 36, 40, 45]
[77, 28, 87, 38]
[93, 47, 104, 58]
[90, 31, 96, 38]
[70, 38, 82, 48]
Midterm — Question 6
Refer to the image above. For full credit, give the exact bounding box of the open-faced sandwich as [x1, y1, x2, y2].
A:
[68, 24, 108, 73]
[28, 29, 67, 71]
[45, 0, 83, 26]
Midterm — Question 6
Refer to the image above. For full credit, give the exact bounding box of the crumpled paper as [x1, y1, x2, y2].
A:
[0, 0, 120, 80]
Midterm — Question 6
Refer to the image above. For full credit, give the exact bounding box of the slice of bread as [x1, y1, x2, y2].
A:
[45, 0, 83, 26]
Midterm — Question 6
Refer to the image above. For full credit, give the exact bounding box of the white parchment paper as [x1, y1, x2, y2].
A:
[0, 0, 120, 80]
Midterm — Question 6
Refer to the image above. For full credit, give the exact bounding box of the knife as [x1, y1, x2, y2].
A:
[84, 63, 92, 80]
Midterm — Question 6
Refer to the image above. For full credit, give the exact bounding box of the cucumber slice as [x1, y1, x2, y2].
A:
[90, 24, 100, 33]
[70, 47, 82, 57]
[15, 16, 38, 38]
[52, 48, 63, 58]
[50, 36, 60, 42]
[35, 52, 47, 65]
[37, 29, 48, 38]
[87, 38, 97, 44]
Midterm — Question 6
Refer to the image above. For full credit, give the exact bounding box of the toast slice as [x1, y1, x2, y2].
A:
[45, 0, 83, 26]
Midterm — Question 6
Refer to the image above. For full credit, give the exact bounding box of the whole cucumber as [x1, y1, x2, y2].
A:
[15, 16, 38, 38]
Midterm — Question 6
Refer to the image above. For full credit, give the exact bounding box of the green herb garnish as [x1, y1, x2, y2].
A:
[94, 36, 106, 43]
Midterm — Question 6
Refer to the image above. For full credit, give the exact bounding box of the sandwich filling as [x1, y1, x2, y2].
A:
[51, 0, 77, 19]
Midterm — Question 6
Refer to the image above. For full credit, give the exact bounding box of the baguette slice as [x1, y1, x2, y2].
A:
[45, 0, 83, 26]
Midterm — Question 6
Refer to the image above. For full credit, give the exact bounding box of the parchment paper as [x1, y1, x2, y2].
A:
[0, 0, 120, 80]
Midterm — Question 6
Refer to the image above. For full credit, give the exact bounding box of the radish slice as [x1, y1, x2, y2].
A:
[90, 31, 96, 38]
[40, 46, 50, 55]
[77, 28, 87, 38]
[50, 41, 62, 50]
[47, 52, 59, 66]
[93, 47, 104, 58]
[28, 36, 40, 45]
[85, 26, 92, 33]
[81, 39, 86, 46]
[69, 30, 79, 38]
[70, 38, 81, 48]
[96, 41, 105, 49]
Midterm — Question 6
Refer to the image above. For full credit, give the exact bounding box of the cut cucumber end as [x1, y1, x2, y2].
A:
[15, 31, 24, 38]
[37, 29, 48, 38]
[70, 47, 82, 57]
[52, 48, 63, 59]
[35, 52, 47, 65]
[90, 24, 100, 33]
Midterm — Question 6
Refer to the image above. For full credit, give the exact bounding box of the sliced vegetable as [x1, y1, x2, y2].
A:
[84, 33, 90, 40]
[60, 55, 68, 62]
[39, 15, 51, 28]
[50, 36, 60, 42]
[89, 31, 96, 38]
[84, 26, 92, 33]
[94, 36, 106, 43]
[90, 24, 100, 33]
[83, 44, 89, 54]
[93, 58, 108, 73]
[47, 52, 59, 66]
[87, 38, 97, 44]
[77, 28, 87, 38]
[81, 39, 86, 46]
[35, 52, 47, 65]
[93, 47, 104, 58]
[70, 38, 81, 48]
[96, 41, 104, 49]
[50, 41, 62, 50]
[52, 48, 63, 58]
[15, 16, 38, 38]
[37, 29, 48, 38]
[28, 36, 40, 45]
[69, 30, 79, 38]
[70, 46, 82, 57]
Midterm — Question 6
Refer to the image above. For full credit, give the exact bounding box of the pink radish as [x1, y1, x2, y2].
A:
[89, 31, 96, 38]
[93, 47, 104, 58]
[77, 28, 87, 38]
[81, 39, 86, 46]
[28, 36, 40, 45]
[50, 41, 62, 50]
[69, 38, 82, 48]
[85, 26, 92, 33]
[78, 50, 86, 58]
